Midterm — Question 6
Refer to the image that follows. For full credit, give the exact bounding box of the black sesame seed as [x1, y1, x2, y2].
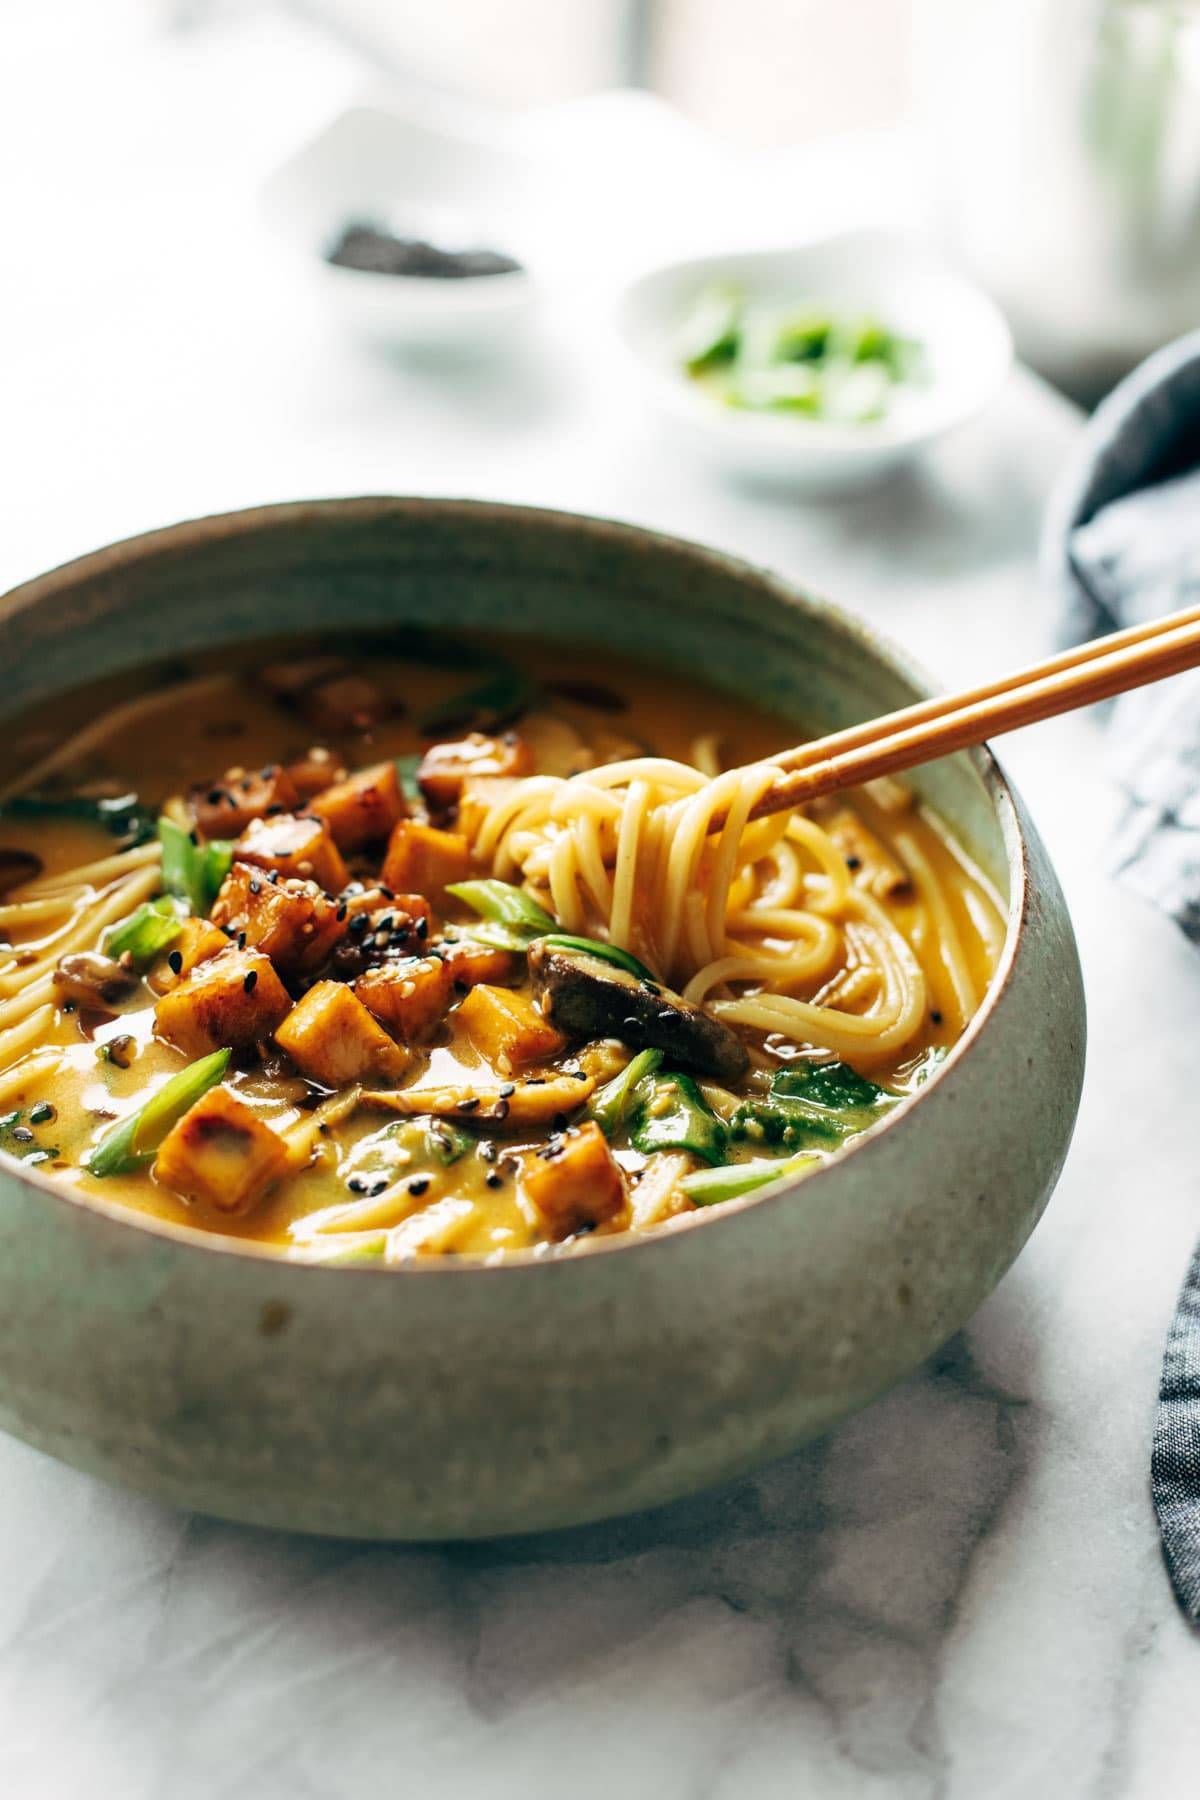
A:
[846, 856, 862, 871]
[492, 1099, 510, 1120]
[29, 1102, 55, 1125]
[378, 915, 394, 932]
[236, 931, 247, 951]
[167, 950, 183, 975]
[188, 829, 199, 847]
[348, 1177, 366, 1194]
[931, 1010, 943, 1025]
[408, 1175, 431, 1196]
[248, 878, 261, 895]
[457, 1096, 480, 1114]
[485, 1170, 504, 1189]
[370, 1180, 388, 1197]
[336, 903, 348, 922]
[349, 914, 369, 937]
[479, 1139, 498, 1163]
[498, 1082, 515, 1098]
[243, 970, 258, 993]
[570, 1069, 589, 1082]
[453, 980, 468, 996]
[267, 870, 280, 885]
[11, 1126, 34, 1144]
[207, 789, 223, 805]
[415, 916, 428, 939]
[621, 1018, 641, 1034]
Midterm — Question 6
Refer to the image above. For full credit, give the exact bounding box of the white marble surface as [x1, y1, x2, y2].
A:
[1, 7, 1198, 1796]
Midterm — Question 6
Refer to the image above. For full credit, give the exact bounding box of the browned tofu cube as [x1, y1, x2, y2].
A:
[212, 861, 344, 975]
[283, 745, 348, 801]
[189, 764, 300, 840]
[456, 775, 523, 846]
[310, 760, 407, 850]
[355, 955, 454, 1042]
[174, 916, 229, 977]
[381, 820, 470, 900]
[521, 1121, 626, 1240]
[456, 984, 565, 1070]
[155, 1085, 289, 1215]
[235, 812, 350, 894]
[441, 938, 517, 989]
[276, 981, 409, 1087]
[154, 948, 292, 1057]
[302, 673, 386, 735]
[418, 732, 534, 813]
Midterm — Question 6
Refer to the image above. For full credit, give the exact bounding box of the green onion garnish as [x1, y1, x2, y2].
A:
[86, 1048, 230, 1177]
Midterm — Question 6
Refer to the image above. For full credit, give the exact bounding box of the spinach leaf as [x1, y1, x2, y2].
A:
[629, 1070, 727, 1166]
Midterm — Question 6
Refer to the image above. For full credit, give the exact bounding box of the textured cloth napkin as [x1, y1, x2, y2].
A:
[1043, 330, 1200, 1622]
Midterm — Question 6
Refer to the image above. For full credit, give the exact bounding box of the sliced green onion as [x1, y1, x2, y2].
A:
[158, 818, 233, 916]
[0, 791, 156, 846]
[538, 933, 656, 983]
[103, 894, 186, 966]
[681, 1152, 818, 1207]
[86, 1048, 230, 1177]
[445, 878, 556, 951]
[589, 1047, 663, 1138]
[677, 282, 743, 372]
[630, 1070, 727, 1167]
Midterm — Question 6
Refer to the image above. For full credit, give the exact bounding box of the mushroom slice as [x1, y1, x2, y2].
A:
[528, 941, 749, 1082]
[360, 1070, 596, 1131]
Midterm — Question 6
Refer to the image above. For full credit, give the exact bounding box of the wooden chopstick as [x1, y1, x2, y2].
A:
[776, 600, 1200, 774]
[733, 605, 1200, 827]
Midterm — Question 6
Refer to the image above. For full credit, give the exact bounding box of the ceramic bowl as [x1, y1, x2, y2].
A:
[259, 107, 539, 349]
[0, 499, 1084, 1539]
[615, 232, 1014, 493]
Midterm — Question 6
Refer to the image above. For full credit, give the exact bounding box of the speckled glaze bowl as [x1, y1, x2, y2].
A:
[0, 499, 1085, 1539]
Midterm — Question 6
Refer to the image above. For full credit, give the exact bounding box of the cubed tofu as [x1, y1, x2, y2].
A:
[456, 984, 565, 1071]
[154, 948, 292, 1057]
[154, 1085, 289, 1215]
[276, 981, 409, 1087]
[189, 764, 300, 840]
[235, 812, 350, 894]
[456, 775, 523, 846]
[212, 861, 344, 974]
[284, 746, 347, 801]
[521, 1121, 626, 1240]
[173, 916, 229, 978]
[418, 732, 534, 813]
[354, 955, 455, 1042]
[441, 938, 517, 989]
[302, 673, 386, 735]
[310, 760, 407, 850]
[381, 820, 470, 899]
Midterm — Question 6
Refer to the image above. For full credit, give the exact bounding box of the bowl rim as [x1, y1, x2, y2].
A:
[0, 495, 1028, 1277]
[614, 231, 1015, 454]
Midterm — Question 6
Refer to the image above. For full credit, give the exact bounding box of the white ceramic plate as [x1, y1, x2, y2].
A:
[615, 233, 1014, 494]
[259, 105, 540, 349]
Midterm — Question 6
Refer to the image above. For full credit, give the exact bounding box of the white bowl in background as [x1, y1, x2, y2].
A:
[259, 106, 540, 350]
[615, 233, 1014, 493]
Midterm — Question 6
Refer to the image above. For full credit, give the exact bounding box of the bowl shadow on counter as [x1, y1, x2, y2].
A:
[93, 1292, 1036, 1774]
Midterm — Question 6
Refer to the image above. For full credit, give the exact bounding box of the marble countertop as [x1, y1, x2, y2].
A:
[1, 6, 1197, 1795]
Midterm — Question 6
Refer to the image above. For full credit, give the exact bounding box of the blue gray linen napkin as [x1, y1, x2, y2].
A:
[1042, 329, 1200, 1622]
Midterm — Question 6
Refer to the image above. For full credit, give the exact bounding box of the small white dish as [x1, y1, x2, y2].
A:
[615, 232, 1014, 493]
[259, 106, 540, 350]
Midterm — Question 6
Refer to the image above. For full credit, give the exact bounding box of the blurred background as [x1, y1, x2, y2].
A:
[153, 0, 1200, 406]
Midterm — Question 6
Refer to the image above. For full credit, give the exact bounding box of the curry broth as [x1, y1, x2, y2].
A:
[0, 635, 1003, 1259]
